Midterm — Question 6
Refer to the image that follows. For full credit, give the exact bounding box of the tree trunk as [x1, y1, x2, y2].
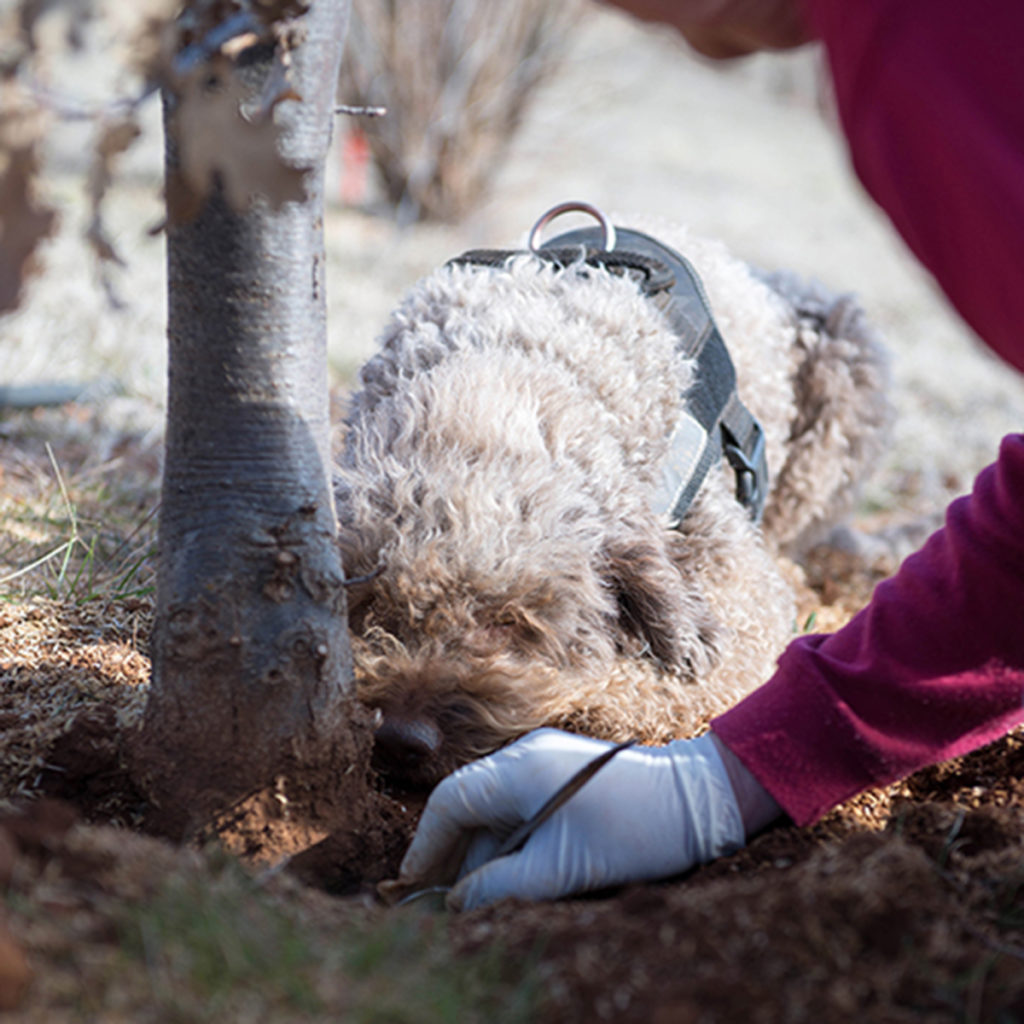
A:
[137, 0, 361, 836]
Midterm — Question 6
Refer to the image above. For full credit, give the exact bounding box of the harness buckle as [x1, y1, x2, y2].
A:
[723, 423, 766, 514]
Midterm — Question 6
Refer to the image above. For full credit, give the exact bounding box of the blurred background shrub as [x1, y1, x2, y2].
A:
[340, 0, 582, 222]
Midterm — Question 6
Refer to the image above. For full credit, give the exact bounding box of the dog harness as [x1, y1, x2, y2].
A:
[450, 202, 768, 526]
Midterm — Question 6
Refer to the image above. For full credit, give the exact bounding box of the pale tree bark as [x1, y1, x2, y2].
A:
[136, 0, 361, 835]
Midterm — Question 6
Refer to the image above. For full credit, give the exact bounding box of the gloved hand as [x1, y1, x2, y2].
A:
[394, 728, 773, 911]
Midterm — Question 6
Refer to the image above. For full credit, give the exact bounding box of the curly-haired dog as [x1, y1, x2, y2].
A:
[335, 217, 890, 787]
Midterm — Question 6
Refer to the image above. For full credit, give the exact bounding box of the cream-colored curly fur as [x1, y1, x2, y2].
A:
[335, 219, 890, 785]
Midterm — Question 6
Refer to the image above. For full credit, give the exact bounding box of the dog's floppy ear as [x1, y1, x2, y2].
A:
[601, 531, 720, 679]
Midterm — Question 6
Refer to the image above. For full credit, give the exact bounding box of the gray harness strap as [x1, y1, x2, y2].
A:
[450, 225, 768, 525]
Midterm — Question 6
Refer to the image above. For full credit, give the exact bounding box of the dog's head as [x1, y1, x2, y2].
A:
[342, 544, 619, 787]
[340, 521, 721, 788]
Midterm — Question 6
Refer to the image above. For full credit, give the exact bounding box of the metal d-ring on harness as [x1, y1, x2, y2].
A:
[450, 202, 769, 526]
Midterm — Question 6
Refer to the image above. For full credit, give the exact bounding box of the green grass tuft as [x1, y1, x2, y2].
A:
[0, 437, 158, 605]
[115, 856, 541, 1023]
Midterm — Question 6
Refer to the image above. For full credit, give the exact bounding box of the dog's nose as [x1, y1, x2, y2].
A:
[374, 715, 442, 772]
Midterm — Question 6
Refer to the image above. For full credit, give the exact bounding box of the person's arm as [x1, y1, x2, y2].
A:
[715, 433, 1024, 825]
[712, 0, 1024, 820]
[603, 0, 1024, 373]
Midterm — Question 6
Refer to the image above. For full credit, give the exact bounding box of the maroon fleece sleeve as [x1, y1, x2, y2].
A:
[713, 0, 1024, 824]
[714, 436, 1024, 825]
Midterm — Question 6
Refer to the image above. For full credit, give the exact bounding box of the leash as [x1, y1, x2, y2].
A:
[450, 202, 768, 525]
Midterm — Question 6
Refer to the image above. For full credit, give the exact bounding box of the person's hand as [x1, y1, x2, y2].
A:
[601, 0, 813, 59]
[392, 728, 770, 911]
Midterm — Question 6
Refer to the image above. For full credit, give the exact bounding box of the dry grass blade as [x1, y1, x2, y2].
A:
[0, 407, 160, 605]
[0, 537, 75, 588]
[0, 443, 79, 589]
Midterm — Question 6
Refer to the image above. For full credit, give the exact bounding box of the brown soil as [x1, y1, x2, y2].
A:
[4, 549, 1024, 1020]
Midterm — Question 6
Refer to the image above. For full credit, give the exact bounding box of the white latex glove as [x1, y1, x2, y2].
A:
[395, 728, 759, 911]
